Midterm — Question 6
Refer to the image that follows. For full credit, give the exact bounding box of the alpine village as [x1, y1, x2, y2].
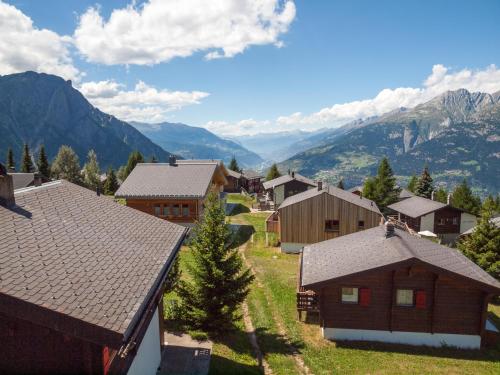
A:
[1, 1, 500, 375]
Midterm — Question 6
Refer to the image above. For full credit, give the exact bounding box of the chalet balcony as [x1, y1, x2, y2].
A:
[265, 211, 280, 233]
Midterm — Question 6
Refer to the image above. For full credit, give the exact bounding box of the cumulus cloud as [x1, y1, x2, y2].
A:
[0, 1, 81, 81]
[79, 80, 209, 123]
[207, 64, 500, 136]
[74, 0, 296, 65]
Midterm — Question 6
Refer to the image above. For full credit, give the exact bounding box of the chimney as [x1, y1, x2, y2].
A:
[447, 193, 451, 205]
[431, 191, 435, 201]
[359, 191, 363, 199]
[33, 172, 42, 187]
[291, 171, 295, 178]
[384, 221, 395, 238]
[0, 164, 15, 207]
[317, 181, 323, 191]
[287, 169, 291, 175]
[169, 155, 177, 166]
[96, 185, 101, 196]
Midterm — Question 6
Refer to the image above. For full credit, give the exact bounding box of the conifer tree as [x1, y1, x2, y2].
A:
[228, 156, 241, 173]
[415, 166, 434, 198]
[21, 144, 34, 173]
[337, 179, 345, 190]
[164, 257, 181, 294]
[266, 163, 281, 181]
[482, 195, 500, 216]
[51, 145, 82, 184]
[373, 157, 400, 211]
[177, 192, 254, 332]
[458, 206, 500, 279]
[433, 187, 448, 204]
[103, 167, 119, 195]
[450, 179, 481, 216]
[6, 148, 15, 171]
[37, 145, 50, 178]
[362, 177, 377, 200]
[124, 151, 144, 179]
[407, 174, 417, 193]
[83, 150, 101, 190]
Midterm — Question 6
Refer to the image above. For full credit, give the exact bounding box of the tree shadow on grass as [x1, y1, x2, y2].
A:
[226, 203, 251, 216]
[334, 339, 500, 362]
[209, 355, 262, 375]
[227, 224, 255, 249]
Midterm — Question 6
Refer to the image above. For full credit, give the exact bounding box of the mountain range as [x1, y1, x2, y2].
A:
[278, 89, 500, 193]
[133, 121, 263, 167]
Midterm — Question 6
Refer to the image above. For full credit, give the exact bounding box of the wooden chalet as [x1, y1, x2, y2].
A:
[242, 170, 263, 194]
[224, 169, 244, 193]
[271, 182, 382, 252]
[115, 157, 228, 227]
[388, 195, 477, 244]
[298, 222, 500, 348]
[262, 171, 316, 208]
[0, 170, 188, 374]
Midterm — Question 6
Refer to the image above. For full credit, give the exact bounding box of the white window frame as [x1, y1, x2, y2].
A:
[396, 289, 414, 306]
[341, 287, 359, 304]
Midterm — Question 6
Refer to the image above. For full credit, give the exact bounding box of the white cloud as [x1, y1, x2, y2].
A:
[0, 1, 81, 81]
[79, 80, 209, 123]
[74, 0, 296, 65]
[206, 64, 500, 136]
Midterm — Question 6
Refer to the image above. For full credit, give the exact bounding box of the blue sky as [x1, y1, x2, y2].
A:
[2, 0, 500, 135]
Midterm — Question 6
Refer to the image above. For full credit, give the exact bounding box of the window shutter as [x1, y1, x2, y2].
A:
[416, 290, 426, 309]
[359, 288, 371, 306]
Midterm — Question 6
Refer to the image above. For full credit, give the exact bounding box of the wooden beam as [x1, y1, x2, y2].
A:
[430, 274, 439, 333]
[389, 270, 395, 332]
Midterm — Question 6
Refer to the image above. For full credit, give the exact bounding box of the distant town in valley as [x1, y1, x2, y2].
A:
[1, 1, 499, 374]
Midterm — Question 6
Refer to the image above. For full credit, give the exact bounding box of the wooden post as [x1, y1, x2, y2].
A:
[265, 232, 269, 247]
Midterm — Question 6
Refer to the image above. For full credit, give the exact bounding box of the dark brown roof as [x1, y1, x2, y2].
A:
[279, 184, 381, 215]
[0, 181, 186, 346]
[115, 162, 219, 199]
[388, 195, 448, 218]
[262, 173, 316, 190]
[301, 226, 500, 293]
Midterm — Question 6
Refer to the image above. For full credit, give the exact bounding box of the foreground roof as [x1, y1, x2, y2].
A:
[301, 226, 500, 293]
[0, 181, 187, 346]
[262, 173, 316, 190]
[115, 162, 218, 198]
[388, 195, 448, 218]
[279, 184, 381, 215]
[9, 172, 35, 190]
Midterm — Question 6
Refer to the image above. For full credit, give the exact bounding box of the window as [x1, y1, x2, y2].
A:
[173, 204, 180, 217]
[341, 287, 358, 303]
[358, 220, 365, 230]
[438, 218, 445, 226]
[325, 219, 340, 232]
[452, 217, 458, 225]
[182, 205, 190, 217]
[153, 205, 161, 216]
[396, 289, 414, 306]
[163, 205, 170, 217]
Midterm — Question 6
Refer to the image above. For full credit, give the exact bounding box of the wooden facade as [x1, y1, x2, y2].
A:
[279, 192, 381, 244]
[126, 198, 201, 224]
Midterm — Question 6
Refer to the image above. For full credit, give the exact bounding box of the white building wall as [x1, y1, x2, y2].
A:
[322, 327, 481, 349]
[274, 185, 285, 207]
[420, 213, 435, 232]
[128, 308, 162, 375]
[460, 213, 477, 234]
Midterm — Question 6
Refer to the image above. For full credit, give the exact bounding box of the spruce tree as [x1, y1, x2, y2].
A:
[21, 144, 34, 173]
[407, 174, 417, 193]
[458, 206, 500, 279]
[228, 156, 241, 173]
[83, 150, 101, 190]
[266, 163, 281, 181]
[51, 145, 82, 184]
[450, 179, 481, 215]
[433, 187, 448, 204]
[103, 167, 119, 195]
[177, 192, 254, 332]
[415, 166, 434, 198]
[362, 177, 377, 200]
[164, 257, 181, 294]
[373, 157, 400, 211]
[37, 145, 50, 178]
[6, 148, 15, 171]
[124, 151, 144, 179]
[482, 195, 500, 216]
[337, 179, 345, 190]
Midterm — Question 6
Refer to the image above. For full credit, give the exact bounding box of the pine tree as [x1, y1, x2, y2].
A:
[177, 192, 254, 332]
[164, 257, 181, 294]
[228, 156, 241, 173]
[407, 174, 417, 193]
[415, 166, 434, 198]
[37, 145, 50, 178]
[83, 150, 101, 190]
[21, 144, 34, 173]
[362, 177, 377, 200]
[458, 206, 500, 279]
[266, 163, 281, 181]
[124, 151, 144, 179]
[337, 179, 345, 190]
[482, 195, 500, 216]
[51, 145, 82, 184]
[103, 167, 119, 195]
[6, 148, 15, 171]
[450, 179, 481, 216]
[373, 157, 401, 211]
[433, 187, 448, 204]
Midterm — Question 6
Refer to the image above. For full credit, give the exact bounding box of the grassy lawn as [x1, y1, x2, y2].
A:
[240, 213, 500, 375]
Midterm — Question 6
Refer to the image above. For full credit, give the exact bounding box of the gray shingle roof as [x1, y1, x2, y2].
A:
[301, 226, 500, 292]
[10, 173, 35, 190]
[388, 195, 447, 218]
[461, 216, 500, 236]
[262, 173, 316, 190]
[0, 180, 186, 342]
[242, 170, 262, 179]
[227, 169, 242, 179]
[115, 163, 217, 198]
[399, 188, 414, 199]
[279, 184, 381, 215]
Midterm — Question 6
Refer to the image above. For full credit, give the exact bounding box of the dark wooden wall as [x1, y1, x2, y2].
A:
[283, 180, 313, 200]
[126, 198, 201, 223]
[318, 264, 486, 336]
[433, 207, 461, 234]
[224, 176, 242, 193]
[400, 213, 421, 232]
[0, 313, 103, 375]
[279, 192, 381, 244]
